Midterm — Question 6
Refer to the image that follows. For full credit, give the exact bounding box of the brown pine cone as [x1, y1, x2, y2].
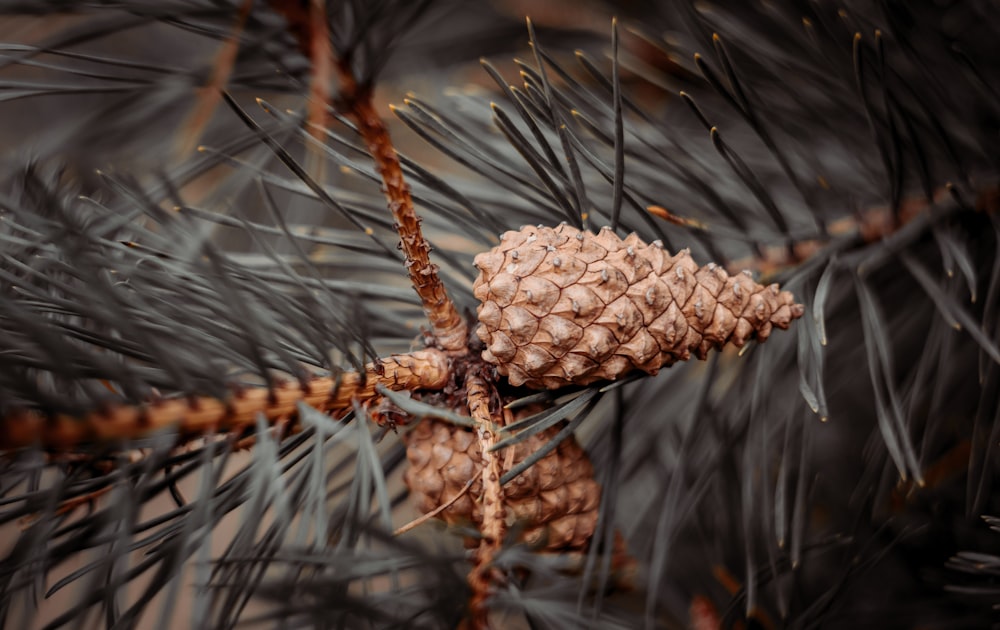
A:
[403, 416, 601, 551]
[472, 224, 805, 389]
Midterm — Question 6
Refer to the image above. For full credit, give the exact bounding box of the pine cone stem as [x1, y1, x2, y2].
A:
[467, 376, 505, 544]
[465, 374, 505, 628]
[335, 61, 469, 352]
[0, 349, 450, 452]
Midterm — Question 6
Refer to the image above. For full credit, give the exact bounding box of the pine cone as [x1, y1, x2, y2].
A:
[472, 224, 805, 389]
[403, 416, 600, 551]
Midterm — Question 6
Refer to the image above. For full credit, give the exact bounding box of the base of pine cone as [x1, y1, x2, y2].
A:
[402, 415, 601, 552]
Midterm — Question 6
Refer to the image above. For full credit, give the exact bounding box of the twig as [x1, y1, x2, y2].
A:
[393, 477, 476, 536]
[726, 191, 941, 276]
[467, 375, 505, 544]
[334, 61, 469, 352]
[174, 0, 254, 159]
[721, 185, 998, 277]
[267, 0, 313, 57]
[465, 373, 504, 629]
[303, 0, 335, 182]
[267, 0, 468, 351]
[0, 349, 450, 452]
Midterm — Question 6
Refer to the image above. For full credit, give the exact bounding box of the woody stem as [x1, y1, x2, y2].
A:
[0, 349, 450, 452]
[335, 61, 469, 352]
[465, 373, 505, 628]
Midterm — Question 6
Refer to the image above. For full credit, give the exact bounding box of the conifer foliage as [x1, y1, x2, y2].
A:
[0, 1, 998, 628]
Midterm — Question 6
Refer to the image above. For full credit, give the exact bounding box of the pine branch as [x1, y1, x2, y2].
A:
[335, 57, 469, 351]
[0, 349, 449, 451]
[173, 0, 255, 160]
[725, 184, 999, 278]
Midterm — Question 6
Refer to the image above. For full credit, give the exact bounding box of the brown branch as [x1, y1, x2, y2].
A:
[268, 0, 316, 58]
[269, 0, 468, 351]
[726, 191, 943, 277]
[465, 373, 504, 629]
[302, 0, 335, 183]
[647, 186, 999, 279]
[174, 0, 254, 160]
[0, 349, 450, 452]
[722, 185, 1000, 277]
[335, 64, 469, 352]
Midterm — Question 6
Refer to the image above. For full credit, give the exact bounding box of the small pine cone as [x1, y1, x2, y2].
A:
[472, 224, 805, 389]
[403, 416, 601, 551]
